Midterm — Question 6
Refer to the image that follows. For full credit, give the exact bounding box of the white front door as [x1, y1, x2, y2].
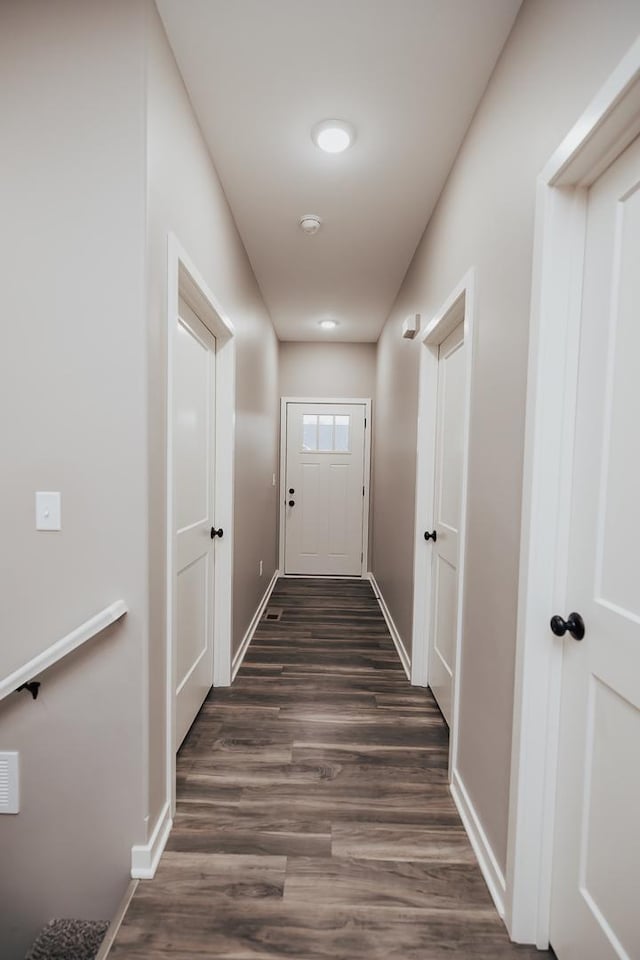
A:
[173, 298, 217, 748]
[427, 322, 465, 725]
[549, 135, 640, 959]
[284, 402, 366, 576]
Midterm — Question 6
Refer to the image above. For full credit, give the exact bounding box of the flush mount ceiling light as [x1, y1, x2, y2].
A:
[299, 214, 322, 235]
[319, 318, 338, 330]
[311, 119, 355, 154]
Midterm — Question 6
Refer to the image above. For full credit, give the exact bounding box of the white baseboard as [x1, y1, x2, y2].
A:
[131, 800, 172, 880]
[232, 569, 280, 681]
[367, 572, 411, 680]
[451, 768, 507, 918]
[95, 879, 138, 959]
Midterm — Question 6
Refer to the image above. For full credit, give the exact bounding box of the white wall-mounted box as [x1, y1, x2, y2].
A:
[402, 314, 420, 339]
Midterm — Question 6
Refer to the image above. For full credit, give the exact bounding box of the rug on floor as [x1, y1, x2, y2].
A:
[25, 918, 109, 960]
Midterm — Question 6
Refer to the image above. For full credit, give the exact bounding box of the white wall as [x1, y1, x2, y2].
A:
[279, 342, 376, 399]
[145, 0, 280, 828]
[0, 2, 148, 957]
[0, 3, 280, 956]
[278, 341, 377, 565]
[372, 0, 640, 877]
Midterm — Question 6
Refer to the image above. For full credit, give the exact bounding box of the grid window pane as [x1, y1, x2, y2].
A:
[302, 414, 318, 451]
[300, 412, 352, 453]
[318, 415, 333, 451]
[334, 415, 350, 452]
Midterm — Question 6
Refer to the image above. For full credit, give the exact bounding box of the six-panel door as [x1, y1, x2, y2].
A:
[428, 322, 465, 726]
[284, 402, 366, 576]
[550, 135, 640, 960]
[173, 298, 216, 748]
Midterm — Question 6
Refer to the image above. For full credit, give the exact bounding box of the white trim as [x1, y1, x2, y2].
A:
[278, 397, 372, 576]
[166, 233, 236, 818]
[0, 601, 127, 701]
[507, 37, 640, 948]
[410, 269, 475, 781]
[232, 569, 280, 680]
[131, 800, 172, 880]
[451, 769, 506, 919]
[280, 574, 363, 580]
[278, 399, 287, 572]
[280, 396, 372, 403]
[368, 572, 411, 680]
[362, 403, 372, 577]
[95, 880, 138, 960]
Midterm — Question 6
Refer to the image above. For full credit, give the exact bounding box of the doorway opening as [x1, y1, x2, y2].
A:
[166, 234, 236, 815]
[279, 397, 371, 577]
[411, 270, 475, 779]
[507, 42, 640, 953]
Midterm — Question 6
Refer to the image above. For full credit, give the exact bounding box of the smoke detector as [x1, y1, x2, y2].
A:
[299, 215, 322, 236]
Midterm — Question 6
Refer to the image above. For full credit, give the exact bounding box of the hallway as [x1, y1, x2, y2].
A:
[110, 578, 548, 959]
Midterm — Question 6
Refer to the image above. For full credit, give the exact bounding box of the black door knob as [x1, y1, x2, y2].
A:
[550, 612, 585, 641]
[424, 530, 437, 542]
[210, 527, 224, 539]
[288, 500, 295, 507]
[289, 488, 295, 494]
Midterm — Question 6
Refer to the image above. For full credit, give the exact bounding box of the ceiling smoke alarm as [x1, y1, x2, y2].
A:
[299, 215, 322, 236]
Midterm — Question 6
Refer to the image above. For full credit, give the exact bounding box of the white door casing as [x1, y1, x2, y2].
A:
[428, 321, 465, 726]
[173, 297, 216, 749]
[280, 399, 370, 576]
[548, 134, 640, 960]
[507, 38, 640, 949]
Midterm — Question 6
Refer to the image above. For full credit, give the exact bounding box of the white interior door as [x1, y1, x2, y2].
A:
[427, 322, 465, 726]
[549, 135, 640, 959]
[284, 402, 366, 576]
[173, 297, 216, 749]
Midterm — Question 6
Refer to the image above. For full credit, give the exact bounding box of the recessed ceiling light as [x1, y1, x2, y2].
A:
[312, 119, 355, 154]
[319, 318, 338, 330]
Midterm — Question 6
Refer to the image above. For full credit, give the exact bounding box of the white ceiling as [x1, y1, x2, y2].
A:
[156, 0, 521, 342]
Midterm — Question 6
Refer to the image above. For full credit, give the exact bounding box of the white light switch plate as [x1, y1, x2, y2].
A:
[36, 491, 61, 530]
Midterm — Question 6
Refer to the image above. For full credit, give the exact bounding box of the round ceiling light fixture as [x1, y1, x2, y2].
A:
[319, 318, 338, 330]
[312, 119, 355, 154]
[299, 214, 322, 235]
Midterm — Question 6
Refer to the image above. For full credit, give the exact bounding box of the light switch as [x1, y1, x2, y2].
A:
[36, 492, 61, 531]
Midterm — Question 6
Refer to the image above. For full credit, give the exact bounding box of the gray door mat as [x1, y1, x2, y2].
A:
[25, 919, 109, 960]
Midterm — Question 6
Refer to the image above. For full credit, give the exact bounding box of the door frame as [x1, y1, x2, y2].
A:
[278, 397, 372, 577]
[506, 38, 640, 948]
[166, 233, 236, 814]
[411, 269, 475, 783]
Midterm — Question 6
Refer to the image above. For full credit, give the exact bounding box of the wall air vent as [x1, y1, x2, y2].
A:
[263, 607, 283, 622]
[0, 752, 19, 814]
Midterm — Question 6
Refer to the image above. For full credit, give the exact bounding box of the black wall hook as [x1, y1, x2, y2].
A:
[16, 681, 41, 699]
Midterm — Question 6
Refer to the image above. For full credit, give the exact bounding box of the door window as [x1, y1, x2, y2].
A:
[302, 414, 351, 452]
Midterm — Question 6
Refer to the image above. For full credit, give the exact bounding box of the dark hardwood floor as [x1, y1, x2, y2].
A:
[110, 577, 550, 959]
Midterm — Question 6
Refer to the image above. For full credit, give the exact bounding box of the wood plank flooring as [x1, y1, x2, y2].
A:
[110, 578, 550, 959]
